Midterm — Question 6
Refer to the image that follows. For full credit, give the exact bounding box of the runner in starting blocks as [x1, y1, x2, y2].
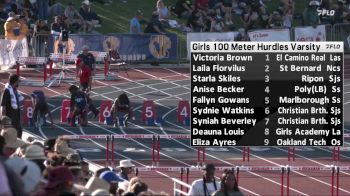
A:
[68, 85, 99, 126]
[31, 90, 54, 127]
[111, 93, 135, 127]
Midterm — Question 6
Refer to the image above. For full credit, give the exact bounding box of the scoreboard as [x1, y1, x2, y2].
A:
[190, 42, 344, 147]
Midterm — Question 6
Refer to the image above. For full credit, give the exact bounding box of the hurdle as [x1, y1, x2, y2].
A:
[63, 134, 191, 167]
[135, 165, 348, 196]
[16, 57, 49, 86]
[90, 51, 117, 81]
[46, 53, 78, 87]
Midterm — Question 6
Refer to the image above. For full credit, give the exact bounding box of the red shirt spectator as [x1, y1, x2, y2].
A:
[196, 0, 208, 9]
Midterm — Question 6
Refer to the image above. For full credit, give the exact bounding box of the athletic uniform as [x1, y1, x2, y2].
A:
[31, 90, 50, 126]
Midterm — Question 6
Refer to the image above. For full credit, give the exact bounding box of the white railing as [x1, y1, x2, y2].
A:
[172, 177, 191, 196]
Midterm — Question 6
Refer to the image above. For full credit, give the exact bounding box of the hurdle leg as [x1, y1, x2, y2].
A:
[180, 168, 184, 196]
[106, 136, 109, 167]
[157, 135, 160, 167]
[152, 135, 155, 166]
[111, 135, 115, 168]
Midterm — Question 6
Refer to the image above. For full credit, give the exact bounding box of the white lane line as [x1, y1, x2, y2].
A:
[171, 123, 350, 194]
[162, 68, 190, 78]
[127, 121, 307, 195]
[132, 68, 190, 90]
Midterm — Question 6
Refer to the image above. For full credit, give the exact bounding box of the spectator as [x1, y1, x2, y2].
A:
[282, 6, 293, 28]
[5, 157, 42, 194]
[44, 138, 57, 153]
[269, 11, 283, 28]
[0, 135, 5, 156]
[77, 45, 96, 72]
[80, 176, 109, 195]
[64, 153, 82, 167]
[4, 12, 21, 40]
[18, 15, 30, 40]
[210, 15, 225, 32]
[157, 0, 170, 21]
[174, 0, 195, 19]
[0, 116, 26, 157]
[31, 90, 54, 127]
[112, 93, 134, 127]
[1, 74, 24, 138]
[54, 136, 77, 157]
[234, 28, 249, 41]
[144, 12, 166, 34]
[188, 164, 220, 196]
[81, 161, 92, 183]
[130, 181, 148, 195]
[94, 167, 111, 177]
[100, 170, 124, 196]
[130, 10, 144, 35]
[303, 1, 320, 27]
[127, 177, 141, 192]
[186, 10, 207, 32]
[22, 144, 47, 172]
[36, 166, 75, 196]
[333, 0, 347, 24]
[64, 2, 84, 32]
[37, 0, 49, 20]
[68, 85, 99, 126]
[51, 16, 67, 38]
[213, 170, 243, 196]
[117, 159, 135, 181]
[79, 1, 101, 32]
[48, 0, 65, 20]
[222, 0, 234, 25]
[196, 0, 209, 10]
[0, 161, 13, 196]
[34, 19, 50, 33]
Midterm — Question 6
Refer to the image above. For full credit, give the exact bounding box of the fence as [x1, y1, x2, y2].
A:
[31, 32, 50, 57]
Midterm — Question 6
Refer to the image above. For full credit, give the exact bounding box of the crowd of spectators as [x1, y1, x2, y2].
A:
[0, 118, 170, 196]
[1, 0, 102, 41]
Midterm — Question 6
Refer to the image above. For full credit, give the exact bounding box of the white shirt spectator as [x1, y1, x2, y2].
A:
[188, 178, 220, 196]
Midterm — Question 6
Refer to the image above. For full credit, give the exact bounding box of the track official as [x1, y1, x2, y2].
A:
[0, 74, 24, 138]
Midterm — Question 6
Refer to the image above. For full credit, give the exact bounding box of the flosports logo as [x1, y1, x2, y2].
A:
[316, 0, 335, 16]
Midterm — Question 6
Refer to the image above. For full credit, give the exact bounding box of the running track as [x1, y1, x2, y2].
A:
[0, 59, 350, 195]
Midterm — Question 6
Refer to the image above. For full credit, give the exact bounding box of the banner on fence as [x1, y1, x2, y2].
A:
[0, 38, 29, 70]
[186, 32, 238, 58]
[294, 25, 326, 41]
[48, 34, 178, 61]
[248, 29, 290, 42]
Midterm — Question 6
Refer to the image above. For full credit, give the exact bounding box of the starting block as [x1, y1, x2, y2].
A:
[177, 100, 190, 124]
[105, 116, 113, 125]
[146, 117, 163, 126]
[146, 118, 155, 126]
[68, 117, 78, 127]
[99, 100, 113, 124]
[22, 100, 48, 127]
[118, 116, 127, 127]
[61, 99, 71, 123]
[22, 100, 33, 126]
[141, 100, 156, 123]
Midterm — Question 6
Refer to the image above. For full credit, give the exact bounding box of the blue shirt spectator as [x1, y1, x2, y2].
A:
[130, 10, 143, 35]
